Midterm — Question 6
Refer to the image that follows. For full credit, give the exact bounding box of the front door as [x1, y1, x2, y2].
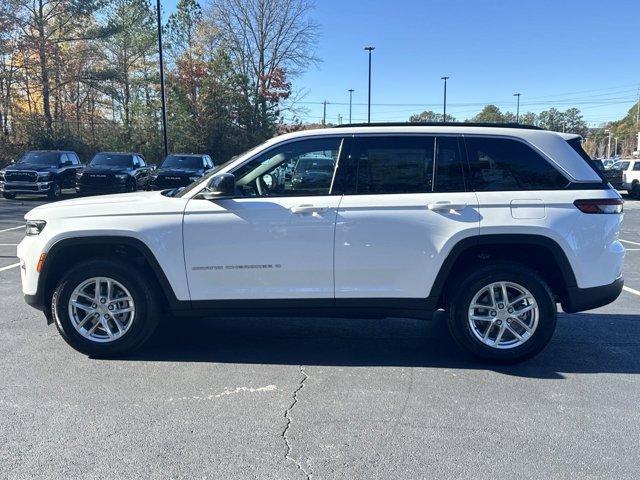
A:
[334, 134, 480, 300]
[183, 136, 346, 301]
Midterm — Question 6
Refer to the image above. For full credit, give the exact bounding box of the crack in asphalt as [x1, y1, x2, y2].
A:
[282, 365, 311, 479]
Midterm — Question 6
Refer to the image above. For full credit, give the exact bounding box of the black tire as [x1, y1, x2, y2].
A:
[47, 181, 62, 200]
[51, 258, 160, 357]
[447, 262, 557, 363]
[2, 192, 16, 199]
[631, 181, 640, 200]
[127, 180, 136, 192]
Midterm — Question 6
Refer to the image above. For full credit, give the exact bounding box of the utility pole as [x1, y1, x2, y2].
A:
[338, 114, 343, 125]
[348, 89, 354, 124]
[364, 46, 375, 123]
[605, 129, 612, 158]
[441, 76, 449, 122]
[614, 137, 618, 157]
[156, 0, 169, 158]
[513, 93, 521, 123]
[322, 100, 328, 125]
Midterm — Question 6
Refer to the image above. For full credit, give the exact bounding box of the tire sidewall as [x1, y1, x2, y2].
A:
[448, 264, 557, 362]
[48, 181, 61, 199]
[52, 260, 157, 356]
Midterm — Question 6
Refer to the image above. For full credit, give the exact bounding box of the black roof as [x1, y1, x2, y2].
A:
[332, 122, 544, 130]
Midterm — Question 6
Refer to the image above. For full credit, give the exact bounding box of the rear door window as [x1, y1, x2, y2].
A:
[349, 135, 466, 194]
[465, 136, 569, 191]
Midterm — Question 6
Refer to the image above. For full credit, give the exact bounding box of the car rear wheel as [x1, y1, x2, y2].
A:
[631, 181, 640, 199]
[447, 263, 556, 363]
[52, 258, 159, 357]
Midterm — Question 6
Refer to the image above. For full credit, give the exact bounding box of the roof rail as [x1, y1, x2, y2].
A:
[332, 122, 544, 130]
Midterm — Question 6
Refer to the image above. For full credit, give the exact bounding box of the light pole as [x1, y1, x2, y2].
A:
[614, 137, 618, 157]
[322, 100, 328, 125]
[364, 46, 375, 123]
[441, 76, 449, 123]
[605, 129, 612, 158]
[348, 89, 354, 124]
[156, 0, 168, 157]
[513, 93, 521, 123]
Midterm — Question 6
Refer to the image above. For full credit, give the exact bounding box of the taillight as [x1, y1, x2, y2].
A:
[573, 198, 623, 214]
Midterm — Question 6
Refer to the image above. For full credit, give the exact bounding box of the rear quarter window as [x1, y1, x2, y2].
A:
[465, 136, 569, 191]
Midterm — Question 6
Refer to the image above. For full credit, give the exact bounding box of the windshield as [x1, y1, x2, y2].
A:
[17, 151, 59, 166]
[161, 155, 203, 169]
[174, 145, 262, 198]
[90, 153, 132, 167]
[614, 161, 630, 171]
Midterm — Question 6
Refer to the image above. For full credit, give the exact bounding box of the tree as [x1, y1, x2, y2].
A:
[409, 110, 456, 123]
[470, 104, 504, 123]
[210, 0, 319, 136]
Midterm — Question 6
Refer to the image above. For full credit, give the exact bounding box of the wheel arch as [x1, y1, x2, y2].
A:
[430, 234, 577, 308]
[37, 236, 185, 319]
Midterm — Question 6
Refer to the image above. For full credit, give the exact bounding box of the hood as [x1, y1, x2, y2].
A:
[6, 164, 58, 173]
[24, 190, 188, 222]
[156, 167, 203, 175]
[82, 165, 132, 174]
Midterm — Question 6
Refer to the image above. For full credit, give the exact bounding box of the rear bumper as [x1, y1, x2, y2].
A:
[562, 277, 624, 313]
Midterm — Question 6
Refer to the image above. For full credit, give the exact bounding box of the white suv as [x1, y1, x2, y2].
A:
[17, 124, 625, 362]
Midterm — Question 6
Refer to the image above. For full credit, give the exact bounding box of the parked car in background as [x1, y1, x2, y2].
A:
[76, 152, 151, 195]
[290, 155, 336, 194]
[148, 154, 215, 190]
[593, 159, 624, 190]
[0, 150, 82, 200]
[613, 159, 640, 198]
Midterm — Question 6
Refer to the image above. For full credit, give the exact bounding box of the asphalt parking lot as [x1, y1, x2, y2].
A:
[1, 193, 640, 479]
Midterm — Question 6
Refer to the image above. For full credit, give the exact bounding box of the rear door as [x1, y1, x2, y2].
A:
[334, 134, 480, 302]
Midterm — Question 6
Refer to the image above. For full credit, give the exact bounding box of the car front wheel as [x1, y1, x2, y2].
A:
[447, 263, 556, 363]
[51, 258, 159, 357]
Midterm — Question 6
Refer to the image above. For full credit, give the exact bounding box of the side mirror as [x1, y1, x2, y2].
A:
[199, 173, 235, 200]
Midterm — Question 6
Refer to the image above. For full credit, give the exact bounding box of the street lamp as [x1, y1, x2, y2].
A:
[513, 93, 521, 123]
[441, 76, 449, 123]
[364, 46, 375, 123]
[156, 0, 168, 157]
[348, 89, 354, 124]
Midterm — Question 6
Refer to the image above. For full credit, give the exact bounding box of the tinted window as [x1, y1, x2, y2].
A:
[465, 136, 568, 191]
[90, 154, 133, 167]
[137, 156, 146, 167]
[162, 155, 204, 169]
[351, 136, 465, 194]
[69, 153, 80, 165]
[233, 137, 342, 197]
[633, 162, 640, 171]
[17, 151, 59, 166]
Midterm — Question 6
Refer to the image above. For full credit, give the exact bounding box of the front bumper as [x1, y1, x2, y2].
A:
[1, 181, 53, 194]
[562, 277, 624, 313]
[76, 184, 128, 194]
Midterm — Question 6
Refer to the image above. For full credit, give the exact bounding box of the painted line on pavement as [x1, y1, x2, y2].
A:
[0, 225, 24, 234]
[621, 239, 640, 246]
[0, 244, 18, 246]
[0, 262, 20, 273]
[623, 286, 640, 297]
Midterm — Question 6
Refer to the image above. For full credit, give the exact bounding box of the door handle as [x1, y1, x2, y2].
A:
[290, 204, 327, 214]
[427, 201, 468, 212]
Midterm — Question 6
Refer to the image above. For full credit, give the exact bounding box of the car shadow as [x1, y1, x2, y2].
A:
[120, 312, 640, 379]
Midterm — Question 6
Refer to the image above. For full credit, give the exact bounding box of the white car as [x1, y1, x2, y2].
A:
[17, 124, 625, 362]
[612, 160, 640, 198]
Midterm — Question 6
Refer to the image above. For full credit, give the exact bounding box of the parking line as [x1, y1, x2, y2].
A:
[0, 262, 20, 272]
[0, 244, 18, 246]
[0, 225, 24, 233]
[621, 239, 640, 246]
[623, 286, 640, 297]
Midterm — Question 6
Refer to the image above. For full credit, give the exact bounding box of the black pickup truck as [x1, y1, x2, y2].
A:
[148, 154, 215, 190]
[76, 152, 152, 195]
[593, 159, 624, 190]
[0, 150, 82, 200]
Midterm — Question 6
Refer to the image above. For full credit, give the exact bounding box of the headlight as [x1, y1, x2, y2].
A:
[25, 220, 46, 236]
[115, 174, 128, 180]
[37, 172, 52, 180]
[0, 169, 5, 181]
[188, 175, 201, 182]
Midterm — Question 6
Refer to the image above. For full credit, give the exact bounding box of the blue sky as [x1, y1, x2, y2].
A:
[163, 0, 640, 125]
